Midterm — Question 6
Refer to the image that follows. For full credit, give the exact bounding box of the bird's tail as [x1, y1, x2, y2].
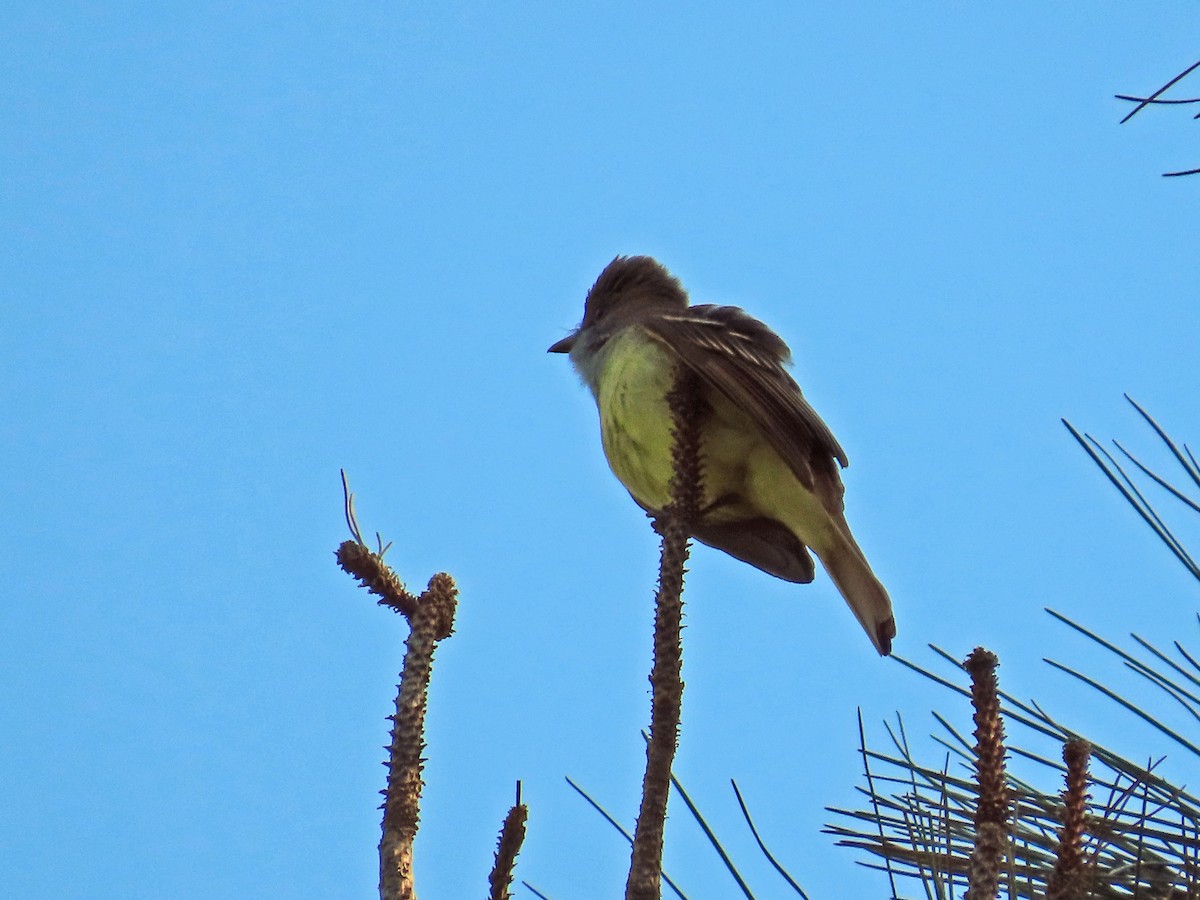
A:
[819, 533, 896, 656]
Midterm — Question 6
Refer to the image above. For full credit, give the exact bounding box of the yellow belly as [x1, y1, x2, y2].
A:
[595, 330, 681, 510]
[594, 329, 758, 515]
[592, 327, 839, 552]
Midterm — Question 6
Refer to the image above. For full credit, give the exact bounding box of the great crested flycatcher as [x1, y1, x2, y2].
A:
[549, 255, 896, 656]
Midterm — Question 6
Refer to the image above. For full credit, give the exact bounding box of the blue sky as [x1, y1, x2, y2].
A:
[4, 3, 1200, 898]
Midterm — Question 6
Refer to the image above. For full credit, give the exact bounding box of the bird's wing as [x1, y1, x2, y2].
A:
[643, 304, 848, 507]
[691, 517, 816, 584]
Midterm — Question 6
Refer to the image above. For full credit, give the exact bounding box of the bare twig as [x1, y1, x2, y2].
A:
[488, 782, 529, 900]
[1047, 740, 1091, 900]
[625, 367, 706, 900]
[335, 472, 459, 900]
[964, 648, 1009, 900]
[336, 471, 420, 619]
[379, 572, 458, 899]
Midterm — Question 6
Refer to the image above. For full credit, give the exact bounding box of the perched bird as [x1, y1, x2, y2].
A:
[549, 256, 896, 655]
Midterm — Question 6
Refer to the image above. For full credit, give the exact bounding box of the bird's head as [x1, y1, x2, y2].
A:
[548, 256, 687, 354]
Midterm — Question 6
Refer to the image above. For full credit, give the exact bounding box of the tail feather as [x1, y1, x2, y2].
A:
[818, 537, 895, 656]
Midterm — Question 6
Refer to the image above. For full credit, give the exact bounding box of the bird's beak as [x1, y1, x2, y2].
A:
[547, 333, 576, 354]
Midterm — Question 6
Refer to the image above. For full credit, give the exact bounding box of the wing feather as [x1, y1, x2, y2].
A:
[645, 305, 848, 508]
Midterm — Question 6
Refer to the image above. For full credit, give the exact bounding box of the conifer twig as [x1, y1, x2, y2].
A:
[830, 630, 1200, 896]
